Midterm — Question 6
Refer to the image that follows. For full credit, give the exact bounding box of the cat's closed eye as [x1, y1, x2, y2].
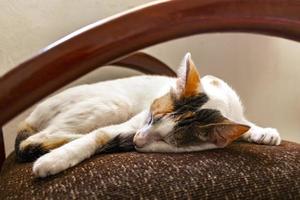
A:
[146, 112, 153, 125]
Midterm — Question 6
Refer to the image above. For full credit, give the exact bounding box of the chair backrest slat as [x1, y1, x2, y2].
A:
[0, 128, 5, 168]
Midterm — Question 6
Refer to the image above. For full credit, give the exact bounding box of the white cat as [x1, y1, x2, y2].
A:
[15, 53, 281, 178]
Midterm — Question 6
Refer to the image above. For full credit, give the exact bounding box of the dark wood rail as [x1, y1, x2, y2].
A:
[1, 0, 300, 166]
[111, 52, 175, 76]
[0, 129, 4, 167]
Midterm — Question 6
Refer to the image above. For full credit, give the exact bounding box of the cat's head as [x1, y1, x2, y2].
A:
[133, 53, 250, 152]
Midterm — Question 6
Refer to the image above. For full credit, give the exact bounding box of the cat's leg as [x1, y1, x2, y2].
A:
[16, 96, 133, 161]
[32, 110, 148, 177]
[16, 126, 83, 162]
[239, 119, 281, 145]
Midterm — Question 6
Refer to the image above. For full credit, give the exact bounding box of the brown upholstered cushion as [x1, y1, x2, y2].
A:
[0, 141, 299, 199]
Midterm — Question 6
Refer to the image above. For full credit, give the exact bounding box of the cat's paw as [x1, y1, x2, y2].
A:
[33, 150, 72, 178]
[244, 127, 281, 145]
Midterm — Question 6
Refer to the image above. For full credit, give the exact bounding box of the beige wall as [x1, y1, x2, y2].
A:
[1, 1, 300, 156]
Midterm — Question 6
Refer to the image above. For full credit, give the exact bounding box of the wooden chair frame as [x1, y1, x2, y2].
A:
[1, 0, 300, 168]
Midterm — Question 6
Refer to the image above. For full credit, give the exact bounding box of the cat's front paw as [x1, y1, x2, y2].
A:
[244, 127, 281, 146]
[33, 151, 72, 178]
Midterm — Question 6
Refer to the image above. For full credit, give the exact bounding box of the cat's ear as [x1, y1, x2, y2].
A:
[172, 53, 202, 99]
[204, 122, 250, 147]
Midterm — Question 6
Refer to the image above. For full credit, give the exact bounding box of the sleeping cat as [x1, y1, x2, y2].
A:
[15, 53, 281, 178]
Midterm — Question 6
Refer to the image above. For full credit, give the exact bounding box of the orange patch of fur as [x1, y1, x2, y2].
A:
[210, 121, 250, 147]
[18, 121, 37, 134]
[95, 132, 111, 146]
[21, 135, 81, 151]
[42, 138, 69, 150]
[151, 93, 174, 116]
[182, 57, 200, 98]
[221, 123, 250, 142]
[210, 79, 220, 87]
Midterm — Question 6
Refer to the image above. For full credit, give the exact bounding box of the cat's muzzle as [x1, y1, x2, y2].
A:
[133, 132, 148, 148]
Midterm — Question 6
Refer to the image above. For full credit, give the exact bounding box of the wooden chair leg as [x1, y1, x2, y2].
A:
[0, 128, 5, 169]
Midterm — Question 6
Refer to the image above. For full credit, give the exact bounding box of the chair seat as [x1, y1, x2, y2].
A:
[0, 141, 299, 199]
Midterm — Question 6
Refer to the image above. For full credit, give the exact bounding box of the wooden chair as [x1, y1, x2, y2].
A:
[0, 0, 299, 199]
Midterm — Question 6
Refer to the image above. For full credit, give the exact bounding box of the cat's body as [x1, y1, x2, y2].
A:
[16, 53, 281, 178]
[25, 76, 174, 136]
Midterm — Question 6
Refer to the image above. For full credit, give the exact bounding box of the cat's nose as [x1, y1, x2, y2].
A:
[133, 132, 147, 148]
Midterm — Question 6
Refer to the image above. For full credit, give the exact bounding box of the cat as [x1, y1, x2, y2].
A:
[15, 53, 281, 178]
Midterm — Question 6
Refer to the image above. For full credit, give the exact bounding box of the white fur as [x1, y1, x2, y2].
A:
[23, 53, 281, 177]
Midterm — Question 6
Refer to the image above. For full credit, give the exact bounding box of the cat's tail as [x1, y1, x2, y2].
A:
[14, 121, 47, 162]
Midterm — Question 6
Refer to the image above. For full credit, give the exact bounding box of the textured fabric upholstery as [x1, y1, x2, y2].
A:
[0, 141, 299, 199]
